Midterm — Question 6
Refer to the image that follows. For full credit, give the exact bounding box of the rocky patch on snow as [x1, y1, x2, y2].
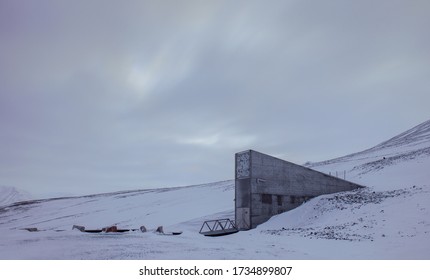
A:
[262, 186, 426, 242]
[351, 147, 430, 175]
[321, 186, 418, 209]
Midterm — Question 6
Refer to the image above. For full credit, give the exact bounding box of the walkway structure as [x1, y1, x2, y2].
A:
[199, 219, 239, 236]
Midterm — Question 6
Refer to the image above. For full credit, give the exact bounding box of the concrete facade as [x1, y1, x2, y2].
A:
[235, 150, 364, 230]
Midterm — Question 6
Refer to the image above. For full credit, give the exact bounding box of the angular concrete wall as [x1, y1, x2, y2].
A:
[235, 150, 364, 230]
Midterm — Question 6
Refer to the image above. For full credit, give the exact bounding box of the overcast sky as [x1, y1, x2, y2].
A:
[1, 0, 429, 197]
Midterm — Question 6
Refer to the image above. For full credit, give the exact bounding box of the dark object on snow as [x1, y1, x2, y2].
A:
[21, 227, 39, 232]
[103, 226, 131, 233]
[199, 219, 239, 237]
[155, 226, 164, 234]
[72, 225, 103, 233]
[72, 225, 85, 232]
[72, 224, 146, 233]
[103, 226, 119, 233]
[155, 225, 182, 235]
[21, 227, 66, 232]
[83, 229, 104, 233]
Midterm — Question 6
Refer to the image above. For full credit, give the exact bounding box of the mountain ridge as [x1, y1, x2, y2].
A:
[307, 119, 430, 173]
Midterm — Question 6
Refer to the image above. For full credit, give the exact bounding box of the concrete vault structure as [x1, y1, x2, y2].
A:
[235, 150, 364, 230]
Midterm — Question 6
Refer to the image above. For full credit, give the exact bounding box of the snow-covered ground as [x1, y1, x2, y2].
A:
[0, 186, 32, 207]
[0, 120, 429, 259]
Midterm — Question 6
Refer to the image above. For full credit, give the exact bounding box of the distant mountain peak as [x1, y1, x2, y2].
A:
[0, 186, 33, 207]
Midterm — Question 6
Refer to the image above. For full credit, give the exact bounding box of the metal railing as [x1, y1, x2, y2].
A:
[199, 218, 239, 237]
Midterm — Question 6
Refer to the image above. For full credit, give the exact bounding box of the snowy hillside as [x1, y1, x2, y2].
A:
[0, 186, 32, 207]
[259, 119, 430, 258]
[307, 119, 430, 190]
[0, 120, 429, 259]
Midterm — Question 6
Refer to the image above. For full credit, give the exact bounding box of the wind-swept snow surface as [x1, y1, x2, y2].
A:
[0, 120, 429, 259]
[307, 119, 430, 190]
[0, 186, 32, 207]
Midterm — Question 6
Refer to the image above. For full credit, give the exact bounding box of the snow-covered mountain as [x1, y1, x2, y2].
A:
[0, 120, 429, 259]
[311, 119, 430, 168]
[0, 186, 32, 207]
[307, 119, 430, 190]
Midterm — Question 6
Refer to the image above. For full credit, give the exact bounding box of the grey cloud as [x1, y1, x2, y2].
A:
[1, 0, 429, 196]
